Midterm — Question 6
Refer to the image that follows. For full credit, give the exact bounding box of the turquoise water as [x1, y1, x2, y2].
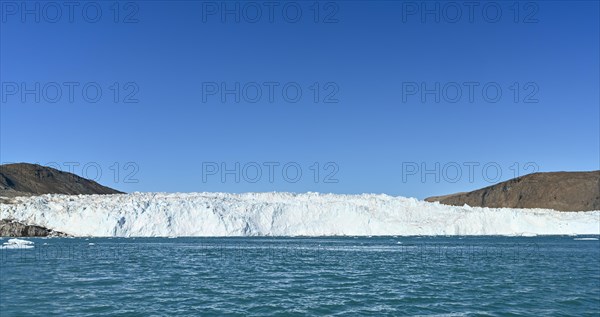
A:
[1, 236, 599, 316]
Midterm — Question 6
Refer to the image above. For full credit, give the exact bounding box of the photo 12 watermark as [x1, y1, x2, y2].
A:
[152, 241, 543, 264]
[201, 81, 340, 104]
[199, 1, 340, 24]
[201, 161, 339, 184]
[0, 241, 544, 267]
[0, 1, 140, 24]
[0, 243, 142, 265]
[1, 81, 140, 104]
[400, 1, 539, 24]
[401, 82, 539, 104]
[0, 161, 140, 184]
[401, 161, 540, 184]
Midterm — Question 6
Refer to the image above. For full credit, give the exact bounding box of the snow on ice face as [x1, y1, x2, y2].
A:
[1, 192, 599, 237]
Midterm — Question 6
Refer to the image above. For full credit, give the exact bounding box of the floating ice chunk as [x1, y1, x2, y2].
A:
[0, 244, 33, 249]
[7, 238, 34, 245]
[0, 238, 35, 249]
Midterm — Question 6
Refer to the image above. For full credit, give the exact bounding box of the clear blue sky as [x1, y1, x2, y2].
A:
[1, 0, 598, 199]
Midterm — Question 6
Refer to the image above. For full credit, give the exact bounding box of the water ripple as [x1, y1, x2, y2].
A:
[1, 236, 599, 316]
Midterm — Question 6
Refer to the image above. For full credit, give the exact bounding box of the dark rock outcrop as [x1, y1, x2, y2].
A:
[0, 163, 122, 197]
[0, 163, 121, 237]
[0, 220, 68, 237]
[425, 171, 600, 211]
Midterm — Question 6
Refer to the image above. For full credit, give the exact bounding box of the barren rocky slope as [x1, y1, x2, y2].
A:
[0, 163, 122, 197]
[425, 171, 600, 211]
[1, 163, 122, 236]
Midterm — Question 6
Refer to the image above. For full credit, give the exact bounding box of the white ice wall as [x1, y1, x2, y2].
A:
[1, 192, 598, 237]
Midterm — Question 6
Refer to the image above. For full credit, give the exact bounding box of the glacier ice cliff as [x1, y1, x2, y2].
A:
[1, 192, 598, 237]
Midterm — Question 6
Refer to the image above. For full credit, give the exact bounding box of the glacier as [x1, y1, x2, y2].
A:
[1, 192, 599, 237]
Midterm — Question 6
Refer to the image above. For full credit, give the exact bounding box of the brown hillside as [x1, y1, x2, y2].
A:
[0, 163, 122, 197]
[425, 171, 600, 211]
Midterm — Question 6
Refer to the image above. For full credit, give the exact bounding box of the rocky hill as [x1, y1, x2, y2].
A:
[0, 163, 122, 236]
[0, 163, 122, 198]
[0, 219, 68, 237]
[425, 171, 600, 211]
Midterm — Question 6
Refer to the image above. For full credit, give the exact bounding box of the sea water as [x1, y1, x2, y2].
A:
[1, 236, 599, 316]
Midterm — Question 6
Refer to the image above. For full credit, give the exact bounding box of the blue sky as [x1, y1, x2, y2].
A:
[1, 0, 598, 198]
